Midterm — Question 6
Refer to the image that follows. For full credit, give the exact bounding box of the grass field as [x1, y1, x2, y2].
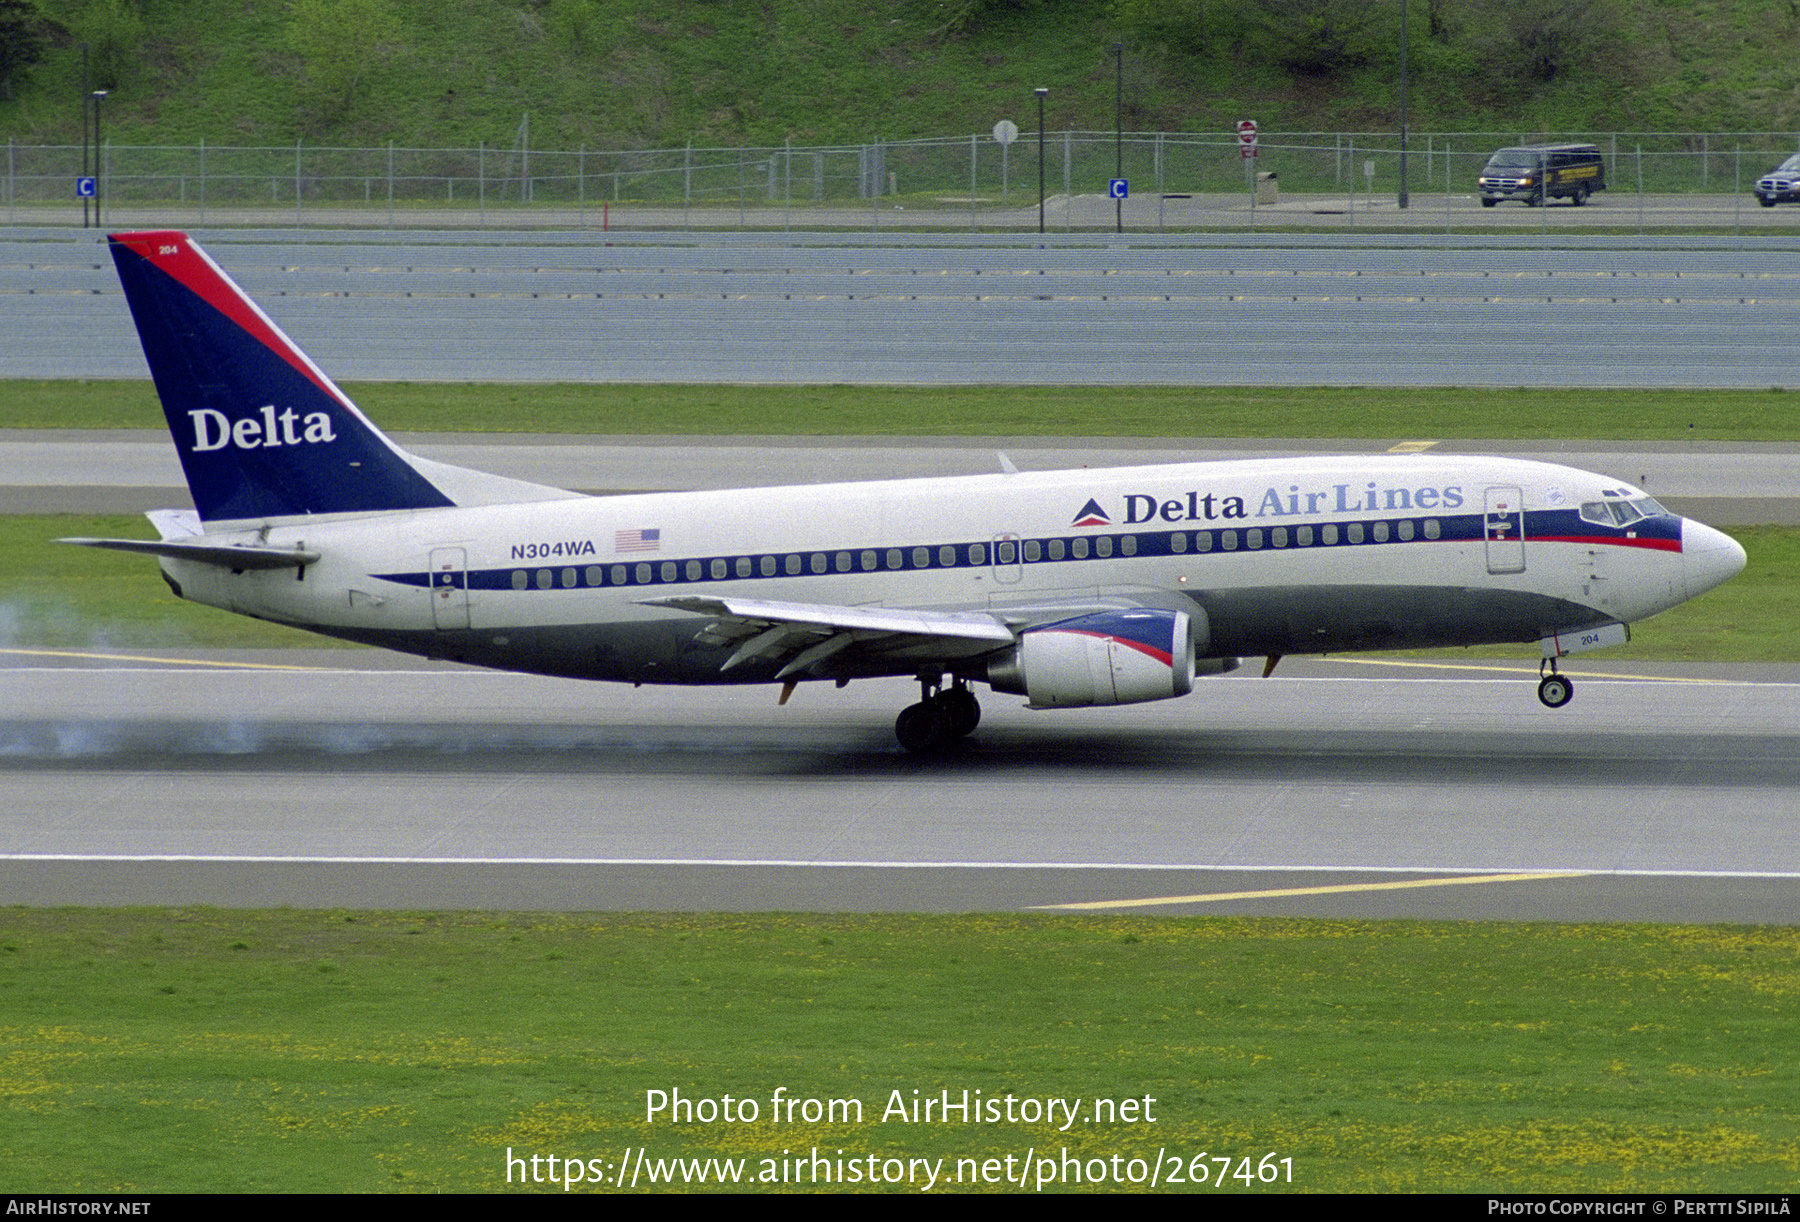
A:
[13, 379, 1800, 440]
[1, 909, 1795, 1193]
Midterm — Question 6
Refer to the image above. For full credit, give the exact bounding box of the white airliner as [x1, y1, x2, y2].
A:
[67, 231, 1747, 753]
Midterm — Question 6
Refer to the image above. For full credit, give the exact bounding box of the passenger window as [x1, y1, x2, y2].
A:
[512, 570, 527, 590]
[1197, 532, 1212, 552]
[1095, 537, 1112, 558]
[913, 546, 930, 568]
[685, 560, 701, 581]
[1347, 523, 1365, 544]
[969, 543, 986, 565]
[562, 568, 577, 588]
[1120, 536, 1136, 556]
[1373, 522, 1389, 543]
[636, 563, 651, 584]
[1296, 525, 1313, 546]
[939, 545, 956, 567]
[811, 553, 828, 574]
[736, 557, 751, 578]
[1246, 528, 1262, 549]
[1397, 520, 1414, 542]
[611, 565, 626, 585]
[1072, 537, 1089, 559]
[886, 549, 902, 569]
[785, 554, 801, 575]
[1171, 532, 1187, 554]
[1423, 519, 1441, 540]
[1272, 526, 1288, 548]
[1048, 538, 1066, 560]
[1023, 540, 1041, 562]
[536, 569, 553, 589]
[1222, 530, 1238, 551]
[660, 562, 676, 582]
[711, 558, 727, 579]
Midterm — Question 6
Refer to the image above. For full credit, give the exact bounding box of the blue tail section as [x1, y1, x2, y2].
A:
[109, 231, 454, 522]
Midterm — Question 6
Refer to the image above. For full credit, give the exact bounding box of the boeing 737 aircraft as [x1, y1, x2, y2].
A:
[67, 231, 1747, 752]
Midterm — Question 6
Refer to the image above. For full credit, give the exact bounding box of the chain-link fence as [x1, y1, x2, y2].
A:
[8, 131, 1800, 226]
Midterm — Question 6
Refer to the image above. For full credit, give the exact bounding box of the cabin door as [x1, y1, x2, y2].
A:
[1484, 486, 1526, 574]
[429, 546, 470, 629]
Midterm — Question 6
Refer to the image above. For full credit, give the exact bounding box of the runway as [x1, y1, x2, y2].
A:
[8, 227, 1800, 386]
[4, 651, 1796, 921]
[5, 430, 1796, 525]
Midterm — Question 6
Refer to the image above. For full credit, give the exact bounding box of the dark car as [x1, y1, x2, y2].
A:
[1754, 153, 1800, 206]
[1478, 144, 1607, 207]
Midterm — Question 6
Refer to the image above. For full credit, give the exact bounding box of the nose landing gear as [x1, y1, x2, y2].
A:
[1537, 659, 1574, 709]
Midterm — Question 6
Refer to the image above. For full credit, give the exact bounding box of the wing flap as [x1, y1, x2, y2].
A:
[643, 594, 1016, 680]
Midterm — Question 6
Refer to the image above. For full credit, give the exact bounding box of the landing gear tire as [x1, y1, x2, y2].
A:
[896, 700, 953, 755]
[940, 687, 981, 738]
[1537, 674, 1574, 709]
[1573, 184, 1589, 206]
[1480, 198, 1497, 208]
[896, 679, 983, 755]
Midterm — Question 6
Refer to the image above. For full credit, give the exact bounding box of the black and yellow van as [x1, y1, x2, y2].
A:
[1477, 144, 1607, 207]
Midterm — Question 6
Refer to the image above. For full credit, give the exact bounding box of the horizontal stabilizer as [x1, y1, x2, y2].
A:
[59, 536, 319, 571]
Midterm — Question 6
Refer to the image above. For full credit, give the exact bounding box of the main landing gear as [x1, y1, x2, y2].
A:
[895, 677, 981, 755]
[1537, 658, 1574, 709]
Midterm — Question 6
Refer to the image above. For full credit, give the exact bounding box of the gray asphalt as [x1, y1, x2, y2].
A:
[7, 228, 1800, 386]
[4, 430, 1795, 524]
[2, 655, 1796, 921]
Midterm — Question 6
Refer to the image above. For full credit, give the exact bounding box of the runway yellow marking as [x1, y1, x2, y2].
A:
[1387, 440, 1439, 453]
[0, 647, 331, 671]
[1034, 870, 1587, 910]
[1315, 656, 1741, 684]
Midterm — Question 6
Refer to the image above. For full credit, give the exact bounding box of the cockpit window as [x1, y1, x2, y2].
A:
[1580, 496, 1665, 526]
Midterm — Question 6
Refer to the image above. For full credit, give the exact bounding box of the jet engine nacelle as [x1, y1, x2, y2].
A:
[989, 608, 1200, 708]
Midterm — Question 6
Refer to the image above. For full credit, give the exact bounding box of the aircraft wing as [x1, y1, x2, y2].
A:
[643, 594, 1016, 680]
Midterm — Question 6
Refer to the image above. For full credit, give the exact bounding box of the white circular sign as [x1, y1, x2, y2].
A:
[993, 120, 1019, 146]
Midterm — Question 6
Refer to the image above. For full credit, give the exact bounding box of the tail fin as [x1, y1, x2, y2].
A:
[108, 230, 457, 522]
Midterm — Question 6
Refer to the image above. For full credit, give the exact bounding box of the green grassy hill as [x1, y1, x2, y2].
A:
[5, 0, 1800, 153]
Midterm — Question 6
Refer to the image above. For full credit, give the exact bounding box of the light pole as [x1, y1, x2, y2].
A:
[90, 90, 108, 229]
[1397, 1, 1409, 209]
[1035, 87, 1048, 235]
[1113, 43, 1124, 234]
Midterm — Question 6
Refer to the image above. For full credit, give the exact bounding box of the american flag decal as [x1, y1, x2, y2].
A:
[615, 527, 661, 553]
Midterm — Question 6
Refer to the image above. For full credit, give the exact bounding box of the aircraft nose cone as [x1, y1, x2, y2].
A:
[1683, 520, 1747, 599]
